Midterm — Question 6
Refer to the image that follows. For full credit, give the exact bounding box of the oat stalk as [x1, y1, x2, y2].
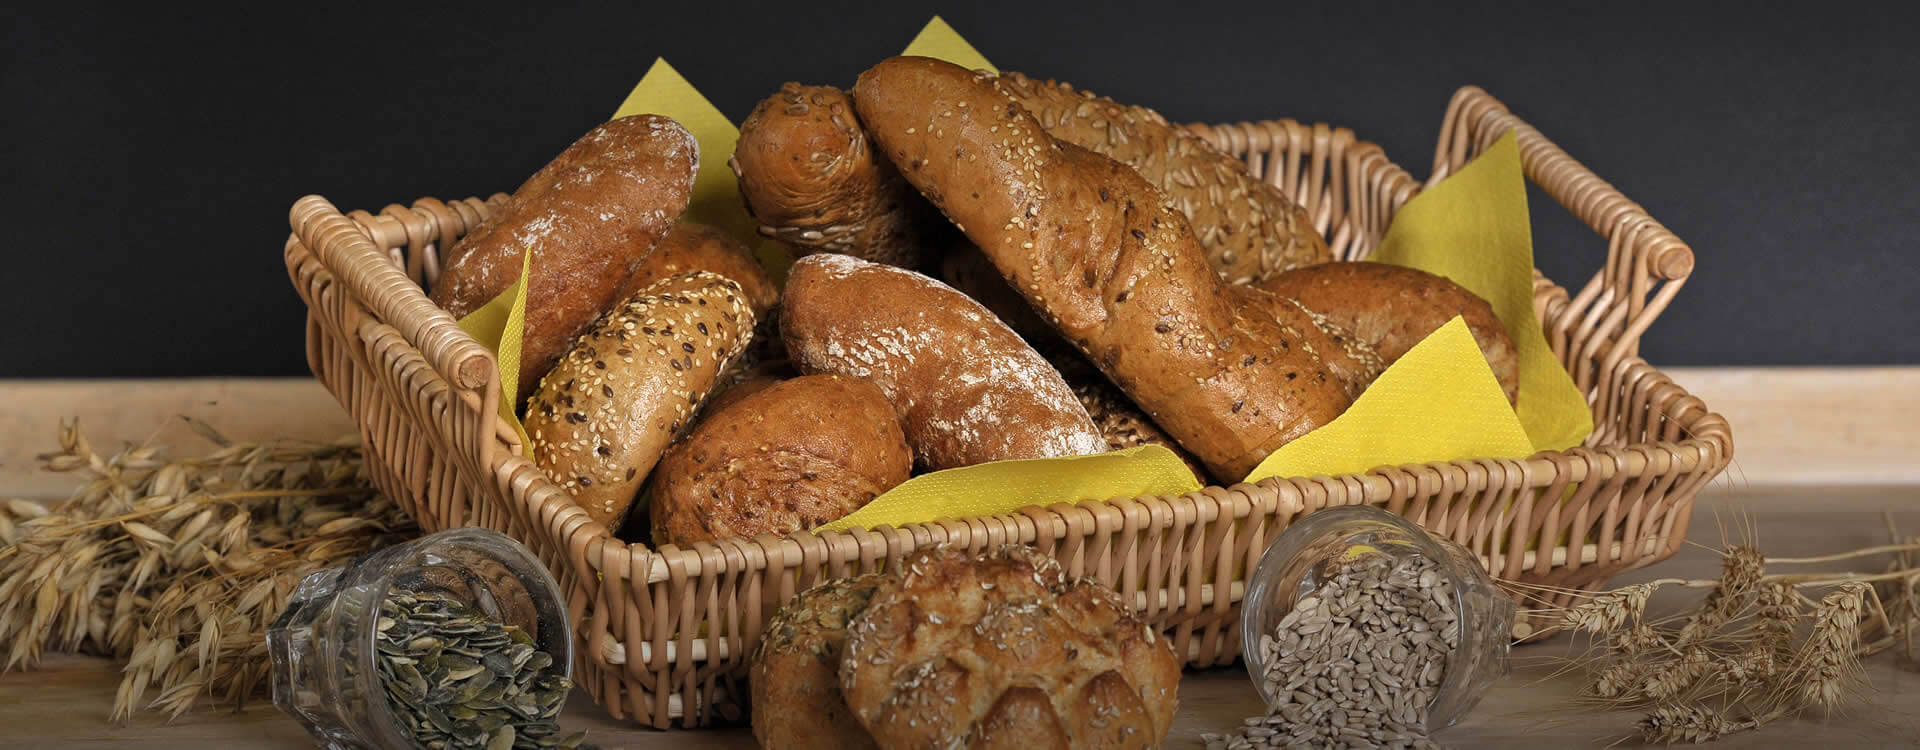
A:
[0, 419, 416, 721]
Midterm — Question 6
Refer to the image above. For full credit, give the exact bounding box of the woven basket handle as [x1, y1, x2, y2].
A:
[1430, 86, 1695, 365]
[291, 195, 496, 392]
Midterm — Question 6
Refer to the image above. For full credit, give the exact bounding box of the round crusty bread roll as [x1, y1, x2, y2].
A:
[781, 253, 1108, 471]
[649, 374, 911, 545]
[731, 82, 945, 269]
[430, 114, 698, 406]
[524, 271, 755, 530]
[1255, 261, 1520, 404]
[614, 221, 778, 319]
[751, 574, 887, 750]
[839, 545, 1181, 748]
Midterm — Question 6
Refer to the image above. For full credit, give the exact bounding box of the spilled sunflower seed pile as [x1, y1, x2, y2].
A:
[376, 587, 598, 750]
[1204, 553, 1459, 750]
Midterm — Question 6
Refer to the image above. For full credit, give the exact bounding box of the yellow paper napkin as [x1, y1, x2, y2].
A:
[454, 252, 534, 457]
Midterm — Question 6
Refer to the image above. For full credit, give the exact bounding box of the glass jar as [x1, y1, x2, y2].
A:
[267, 528, 572, 750]
[1241, 504, 1513, 731]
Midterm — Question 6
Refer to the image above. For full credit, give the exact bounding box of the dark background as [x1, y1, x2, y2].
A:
[2, 1, 1913, 378]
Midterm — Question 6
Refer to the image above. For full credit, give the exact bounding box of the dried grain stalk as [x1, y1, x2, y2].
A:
[0, 419, 416, 721]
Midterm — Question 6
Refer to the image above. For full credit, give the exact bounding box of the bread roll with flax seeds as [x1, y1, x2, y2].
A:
[852, 56, 1351, 480]
[994, 71, 1332, 284]
[430, 115, 698, 405]
[731, 83, 948, 269]
[780, 253, 1107, 471]
[1256, 261, 1521, 403]
[838, 545, 1181, 748]
[524, 272, 754, 530]
[649, 374, 911, 545]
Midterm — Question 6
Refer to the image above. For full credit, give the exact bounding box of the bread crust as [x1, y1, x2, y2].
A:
[614, 221, 777, 318]
[838, 545, 1180, 748]
[780, 253, 1107, 471]
[1256, 261, 1520, 403]
[431, 115, 698, 405]
[524, 271, 754, 530]
[995, 71, 1331, 284]
[732, 83, 943, 268]
[649, 374, 910, 545]
[852, 56, 1351, 479]
[751, 574, 887, 750]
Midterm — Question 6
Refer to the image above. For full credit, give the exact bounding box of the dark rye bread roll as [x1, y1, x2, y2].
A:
[995, 71, 1332, 284]
[731, 83, 946, 269]
[853, 56, 1351, 480]
[524, 272, 755, 530]
[781, 253, 1108, 471]
[649, 374, 911, 545]
[838, 545, 1181, 748]
[751, 574, 888, 750]
[1257, 261, 1520, 404]
[614, 222, 778, 318]
[430, 115, 698, 405]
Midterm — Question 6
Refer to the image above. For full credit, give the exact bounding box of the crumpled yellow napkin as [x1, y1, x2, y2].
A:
[452, 16, 1592, 536]
[454, 252, 534, 457]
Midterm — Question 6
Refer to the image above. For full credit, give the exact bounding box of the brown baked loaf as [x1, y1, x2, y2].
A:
[781, 253, 1108, 471]
[994, 71, 1331, 284]
[853, 56, 1351, 480]
[430, 115, 698, 405]
[751, 574, 886, 750]
[649, 374, 910, 545]
[1233, 285, 1386, 402]
[1257, 261, 1520, 403]
[614, 221, 778, 318]
[731, 83, 944, 269]
[938, 244, 1071, 355]
[524, 272, 755, 530]
[839, 545, 1180, 748]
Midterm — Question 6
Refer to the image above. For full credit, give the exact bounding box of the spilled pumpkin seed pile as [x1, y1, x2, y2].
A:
[375, 589, 599, 750]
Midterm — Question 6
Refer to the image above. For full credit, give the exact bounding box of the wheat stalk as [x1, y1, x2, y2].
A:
[0, 419, 416, 721]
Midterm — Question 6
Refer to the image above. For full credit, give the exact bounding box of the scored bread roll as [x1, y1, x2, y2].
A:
[649, 374, 911, 545]
[995, 71, 1332, 284]
[1257, 261, 1520, 403]
[430, 114, 698, 405]
[781, 253, 1107, 471]
[852, 56, 1351, 480]
[838, 545, 1181, 748]
[751, 575, 887, 750]
[731, 83, 946, 268]
[524, 272, 755, 530]
[1233, 285, 1386, 402]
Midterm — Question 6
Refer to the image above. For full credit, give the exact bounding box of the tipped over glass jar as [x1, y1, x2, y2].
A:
[266, 528, 584, 750]
[1234, 505, 1515, 747]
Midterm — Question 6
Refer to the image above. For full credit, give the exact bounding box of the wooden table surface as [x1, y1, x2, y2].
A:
[3, 374, 1918, 748]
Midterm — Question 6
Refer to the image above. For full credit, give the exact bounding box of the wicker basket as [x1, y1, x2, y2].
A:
[282, 86, 1731, 729]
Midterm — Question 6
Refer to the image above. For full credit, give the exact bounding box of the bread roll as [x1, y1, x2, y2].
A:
[1073, 377, 1212, 483]
[614, 222, 777, 318]
[839, 545, 1180, 748]
[430, 115, 697, 405]
[938, 244, 1070, 355]
[995, 71, 1331, 284]
[852, 56, 1351, 480]
[1256, 261, 1520, 403]
[751, 574, 886, 750]
[649, 374, 911, 545]
[731, 83, 946, 268]
[524, 272, 754, 530]
[781, 253, 1107, 471]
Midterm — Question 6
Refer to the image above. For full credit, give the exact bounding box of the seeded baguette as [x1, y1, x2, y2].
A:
[525, 272, 754, 530]
[430, 115, 698, 405]
[649, 374, 911, 545]
[994, 71, 1331, 284]
[1232, 285, 1386, 402]
[1256, 261, 1520, 403]
[731, 83, 947, 269]
[781, 253, 1107, 471]
[852, 56, 1351, 480]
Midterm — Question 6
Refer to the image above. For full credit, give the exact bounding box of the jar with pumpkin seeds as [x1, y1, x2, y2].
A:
[267, 527, 596, 750]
